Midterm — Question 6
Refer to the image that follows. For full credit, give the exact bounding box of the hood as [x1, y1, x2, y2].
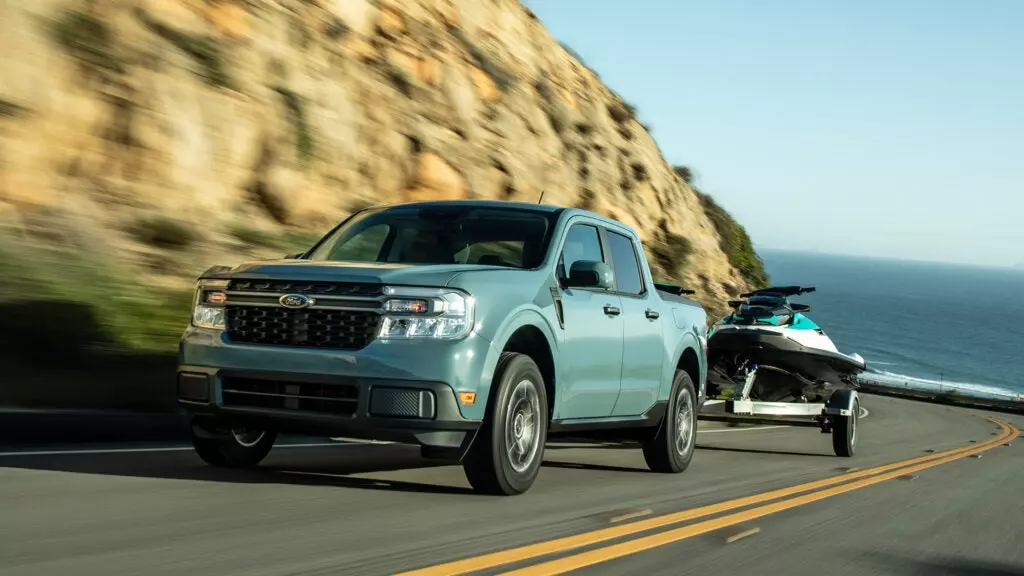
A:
[201, 260, 490, 288]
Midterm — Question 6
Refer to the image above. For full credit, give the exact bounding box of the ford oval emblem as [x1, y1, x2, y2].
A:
[279, 294, 313, 309]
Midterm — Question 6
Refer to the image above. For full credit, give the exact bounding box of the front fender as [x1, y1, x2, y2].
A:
[468, 307, 560, 421]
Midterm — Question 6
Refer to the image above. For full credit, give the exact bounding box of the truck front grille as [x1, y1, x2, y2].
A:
[221, 376, 359, 416]
[228, 279, 383, 298]
[226, 307, 380, 350]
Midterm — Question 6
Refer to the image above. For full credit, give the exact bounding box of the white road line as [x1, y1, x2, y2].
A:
[860, 407, 870, 419]
[698, 425, 789, 434]
[0, 442, 360, 458]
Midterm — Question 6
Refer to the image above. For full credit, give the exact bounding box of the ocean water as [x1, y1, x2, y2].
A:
[755, 250, 1024, 399]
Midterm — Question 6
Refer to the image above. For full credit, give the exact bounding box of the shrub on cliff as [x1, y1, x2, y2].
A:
[646, 232, 693, 284]
[132, 216, 198, 249]
[695, 191, 768, 288]
[51, 9, 123, 73]
[607, 100, 637, 124]
[230, 224, 323, 254]
[230, 225, 279, 248]
[644, 217, 694, 286]
[274, 87, 315, 162]
[672, 165, 694, 184]
[135, 6, 233, 88]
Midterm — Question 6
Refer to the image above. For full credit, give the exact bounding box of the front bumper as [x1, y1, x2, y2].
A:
[178, 367, 479, 456]
[177, 327, 494, 457]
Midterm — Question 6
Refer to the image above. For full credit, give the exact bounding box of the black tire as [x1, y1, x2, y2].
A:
[192, 424, 277, 468]
[462, 352, 549, 495]
[832, 397, 859, 457]
[643, 370, 697, 473]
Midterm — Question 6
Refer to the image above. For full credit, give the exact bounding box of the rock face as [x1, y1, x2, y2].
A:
[0, 0, 760, 315]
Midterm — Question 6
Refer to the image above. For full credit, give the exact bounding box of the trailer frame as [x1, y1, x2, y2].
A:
[700, 365, 861, 457]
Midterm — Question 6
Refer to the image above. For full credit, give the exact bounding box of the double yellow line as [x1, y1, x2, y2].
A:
[399, 417, 1018, 576]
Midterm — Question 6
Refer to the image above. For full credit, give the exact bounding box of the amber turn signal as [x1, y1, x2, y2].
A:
[458, 391, 477, 405]
[205, 291, 227, 304]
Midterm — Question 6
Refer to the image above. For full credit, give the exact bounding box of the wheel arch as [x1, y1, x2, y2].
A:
[676, 347, 701, 397]
[487, 310, 559, 420]
[663, 331, 705, 401]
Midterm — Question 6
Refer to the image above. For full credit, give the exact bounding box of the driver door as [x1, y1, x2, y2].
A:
[554, 223, 624, 420]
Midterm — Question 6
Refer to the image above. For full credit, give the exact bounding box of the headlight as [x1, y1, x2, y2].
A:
[192, 279, 229, 330]
[378, 286, 475, 340]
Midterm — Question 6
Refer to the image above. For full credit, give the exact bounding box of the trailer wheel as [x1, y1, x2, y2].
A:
[832, 397, 859, 457]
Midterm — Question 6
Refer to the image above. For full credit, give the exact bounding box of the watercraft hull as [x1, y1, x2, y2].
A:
[708, 326, 866, 401]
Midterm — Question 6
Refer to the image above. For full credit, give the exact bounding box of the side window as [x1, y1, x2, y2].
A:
[606, 231, 644, 295]
[559, 224, 603, 278]
[328, 224, 389, 262]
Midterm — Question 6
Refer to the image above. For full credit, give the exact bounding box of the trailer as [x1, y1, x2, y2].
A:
[700, 364, 861, 457]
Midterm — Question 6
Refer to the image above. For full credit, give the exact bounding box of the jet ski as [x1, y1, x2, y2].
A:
[707, 286, 866, 402]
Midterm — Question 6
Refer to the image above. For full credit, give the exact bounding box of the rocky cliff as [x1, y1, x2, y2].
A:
[0, 0, 766, 352]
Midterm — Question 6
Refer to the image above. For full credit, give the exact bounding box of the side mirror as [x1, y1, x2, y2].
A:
[563, 260, 614, 290]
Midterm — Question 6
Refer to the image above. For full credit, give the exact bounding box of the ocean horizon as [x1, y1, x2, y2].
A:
[756, 249, 1024, 399]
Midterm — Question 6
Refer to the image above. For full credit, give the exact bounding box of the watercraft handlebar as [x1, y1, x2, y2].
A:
[740, 286, 816, 298]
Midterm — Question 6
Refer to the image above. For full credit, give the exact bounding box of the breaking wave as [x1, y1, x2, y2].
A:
[860, 369, 1021, 401]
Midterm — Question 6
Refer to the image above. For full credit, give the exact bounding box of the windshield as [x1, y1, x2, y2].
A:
[306, 206, 559, 268]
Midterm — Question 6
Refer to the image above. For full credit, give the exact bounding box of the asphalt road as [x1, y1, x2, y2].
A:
[1, 395, 1022, 576]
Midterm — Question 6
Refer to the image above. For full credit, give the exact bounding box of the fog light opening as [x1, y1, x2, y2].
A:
[177, 372, 211, 403]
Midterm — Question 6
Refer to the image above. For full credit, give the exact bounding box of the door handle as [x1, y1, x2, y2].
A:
[645, 309, 660, 320]
[603, 305, 621, 316]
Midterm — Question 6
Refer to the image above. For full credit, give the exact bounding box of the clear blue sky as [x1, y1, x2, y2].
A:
[521, 0, 1023, 267]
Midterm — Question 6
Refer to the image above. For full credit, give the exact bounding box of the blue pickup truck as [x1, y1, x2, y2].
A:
[177, 200, 708, 495]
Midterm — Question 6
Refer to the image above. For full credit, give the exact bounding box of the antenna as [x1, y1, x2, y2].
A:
[537, 190, 545, 204]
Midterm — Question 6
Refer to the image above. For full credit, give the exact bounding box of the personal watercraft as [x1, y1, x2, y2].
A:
[707, 286, 866, 402]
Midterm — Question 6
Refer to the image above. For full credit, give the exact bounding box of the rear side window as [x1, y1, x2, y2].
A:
[559, 224, 603, 278]
[606, 231, 644, 295]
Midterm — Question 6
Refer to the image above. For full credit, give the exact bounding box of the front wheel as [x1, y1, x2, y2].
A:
[462, 353, 549, 495]
[192, 422, 277, 468]
[643, 370, 697, 473]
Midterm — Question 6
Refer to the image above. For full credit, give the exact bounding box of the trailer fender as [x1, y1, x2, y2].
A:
[823, 389, 859, 416]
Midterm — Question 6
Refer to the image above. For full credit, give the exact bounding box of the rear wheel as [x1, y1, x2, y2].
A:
[832, 397, 859, 457]
[462, 353, 548, 495]
[192, 423, 277, 468]
[643, 370, 697, 473]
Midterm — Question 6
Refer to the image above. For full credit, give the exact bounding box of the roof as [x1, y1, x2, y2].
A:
[365, 199, 637, 234]
[373, 199, 565, 213]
